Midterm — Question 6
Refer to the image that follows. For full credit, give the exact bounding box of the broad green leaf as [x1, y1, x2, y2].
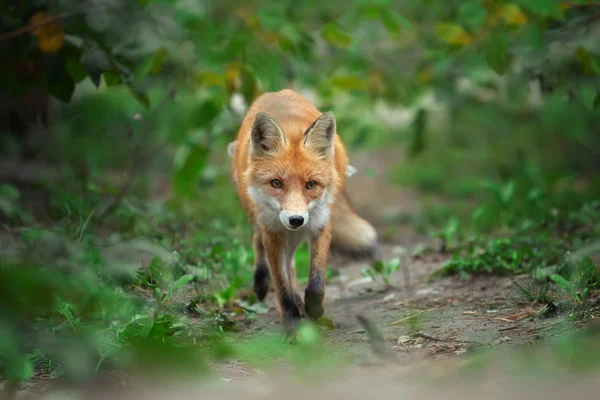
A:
[434, 23, 473, 46]
[517, 0, 563, 19]
[173, 144, 209, 197]
[501, 4, 529, 26]
[316, 316, 336, 330]
[66, 56, 87, 83]
[458, 1, 487, 32]
[484, 34, 511, 75]
[373, 260, 385, 273]
[240, 67, 259, 105]
[379, 10, 411, 38]
[409, 108, 427, 156]
[444, 217, 460, 241]
[82, 46, 110, 88]
[577, 85, 597, 111]
[149, 47, 168, 75]
[501, 181, 515, 204]
[172, 274, 195, 291]
[550, 274, 572, 291]
[575, 47, 599, 76]
[103, 69, 122, 86]
[131, 89, 150, 109]
[191, 100, 222, 129]
[5, 355, 34, 382]
[47, 70, 75, 103]
[43, 51, 66, 84]
[331, 75, 367, 90]
[321, 23, 352, 48]
[385, 258, 401, 276]
[140, 320, 154, 339]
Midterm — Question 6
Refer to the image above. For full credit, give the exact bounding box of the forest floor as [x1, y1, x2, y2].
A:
[5, 148, 599, 400]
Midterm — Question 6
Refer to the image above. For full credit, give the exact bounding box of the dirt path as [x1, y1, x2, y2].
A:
[10, 150, 597, 400]
[229, 149, 577, 373]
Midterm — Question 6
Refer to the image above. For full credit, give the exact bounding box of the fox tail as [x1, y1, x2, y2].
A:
[330, 189, 378, 260]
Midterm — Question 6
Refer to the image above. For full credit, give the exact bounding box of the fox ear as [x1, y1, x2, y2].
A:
[250, 112, 286, 156]
[304, 111, 336, 158]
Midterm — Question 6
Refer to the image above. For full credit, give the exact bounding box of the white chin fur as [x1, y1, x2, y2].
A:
[248, 185, 332, 233]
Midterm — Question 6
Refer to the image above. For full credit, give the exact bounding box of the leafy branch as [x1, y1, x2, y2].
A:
[0, 12, 82, 43]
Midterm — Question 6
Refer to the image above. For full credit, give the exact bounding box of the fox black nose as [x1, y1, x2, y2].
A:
[289, 215, 305, 228]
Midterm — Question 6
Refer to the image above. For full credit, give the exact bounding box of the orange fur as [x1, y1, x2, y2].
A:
[230, 89, 377, 335]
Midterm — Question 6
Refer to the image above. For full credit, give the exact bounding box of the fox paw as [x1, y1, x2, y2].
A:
[304, 289, 324, 321]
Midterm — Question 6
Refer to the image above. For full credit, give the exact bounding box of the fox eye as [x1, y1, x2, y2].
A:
[270, 179, 283, 188]
[306, 181, 318, 190]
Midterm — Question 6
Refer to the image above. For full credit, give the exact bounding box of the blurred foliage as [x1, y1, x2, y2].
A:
[1, 0, 600, 392]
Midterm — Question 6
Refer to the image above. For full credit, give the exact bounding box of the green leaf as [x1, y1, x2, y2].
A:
[577, 85, 597, 111]
[5, 355, 34, 382]
[128, 87, 150, 109]
[484, 34, 511, 75]
[331, 75, 367, 90]
[47, 70, 75, 103]
[43, 52, 67, 85]
[380, 10, 410, 38]
[517, 0, 563, 19]
[373, 260, 384, 273]
[321, 23, 352, 48]
[550, 274, 572, 291]
[444, 217, 460, 242]
[66, 56, 87, 83]
[82, 46, 110, 88]
[501, 181, 515, 204]
[172, 274, 194, 292]
[575, 47, 600, 76]
[316, 316, 336, 330]
[191, 100, 222, 129]
[173, 144, 209, 197]
[361, 268, 376, 280]
[140, 320, 154, 339]
[594, 92, 600, 110]
[409, 108, 427, 156]
[384, 258, 401, 276]
[240, 67, 258, 106]
[458, 1, 487, 32]
[103, 69, 122, 86]
[149, 47, 168, 75]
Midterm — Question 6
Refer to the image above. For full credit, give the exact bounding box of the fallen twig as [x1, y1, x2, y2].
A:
[389, 307, 439, 326]
[0, 12, 82, 43]
[356, 314, 397, 362]
[413, 331, 480, 345]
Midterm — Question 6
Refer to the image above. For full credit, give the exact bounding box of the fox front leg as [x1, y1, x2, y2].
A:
[262, 230, 304, 336]
[305, 223, 332, 320]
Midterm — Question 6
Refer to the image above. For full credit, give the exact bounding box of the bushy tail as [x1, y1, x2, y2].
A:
[330, 190, 378, 260]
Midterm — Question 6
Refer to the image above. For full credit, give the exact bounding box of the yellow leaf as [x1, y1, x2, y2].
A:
[367, 72, 386, 95]
[501, 4, 528, 26]
[195, 71, 224, 87]
[30, 11, 64, 54]
[225, 63, 241, 93]
[559, 3, 572, 11]
[418, 68, 433, 83]
[434, 23, 473, 46]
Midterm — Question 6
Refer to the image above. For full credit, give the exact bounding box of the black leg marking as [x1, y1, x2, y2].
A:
[305, 270, 325, 320]
[253, 263, 270, 301]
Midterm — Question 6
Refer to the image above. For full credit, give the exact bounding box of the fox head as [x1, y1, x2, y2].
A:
[245, 111, 338, 232]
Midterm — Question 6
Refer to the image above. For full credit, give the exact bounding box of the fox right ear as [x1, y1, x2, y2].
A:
[249, 112, 286, 156]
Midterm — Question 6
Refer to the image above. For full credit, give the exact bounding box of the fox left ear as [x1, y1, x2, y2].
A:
[304, 111, 336, 158]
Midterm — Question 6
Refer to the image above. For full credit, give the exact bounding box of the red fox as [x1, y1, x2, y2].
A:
[229, 89, 377, 335]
